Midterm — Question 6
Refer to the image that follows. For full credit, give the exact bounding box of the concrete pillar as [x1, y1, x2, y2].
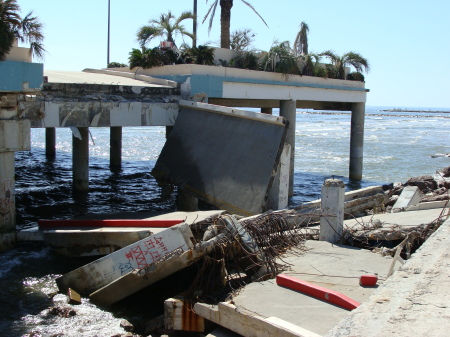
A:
[45, 127, 56, 158]
[165, 126, 173, 139]
[279, 100, 296, 196]
[261, 108, 272, 115]
[110, 126, 122, 171]
[349, 103, 365, 181]
[0, 152, 16, 250]
[177, 189, 198, 211]
[72, 127, 89, 191]
[320, 179, 345, 243]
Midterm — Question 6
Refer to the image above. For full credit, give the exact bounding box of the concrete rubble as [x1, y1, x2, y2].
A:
[14, 167, 450, 336]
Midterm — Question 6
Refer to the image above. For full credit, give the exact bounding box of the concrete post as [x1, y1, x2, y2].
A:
[110, 126, 122, 171]
[165, 126, 173, 139]
[0, 152, 16, 250]
[261, 108, 272, 115]
[279, 100, 296, 196]
[349, 103, 365, 181]
[177, 189, 198, 212]
[320, 179, 345, 243]
[73, 127, 89, 191]
[45, 127, 56, 158]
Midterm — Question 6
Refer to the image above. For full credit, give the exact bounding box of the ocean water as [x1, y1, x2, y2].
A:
[14, 105, 450, 229]
[2, 106, 450, 336]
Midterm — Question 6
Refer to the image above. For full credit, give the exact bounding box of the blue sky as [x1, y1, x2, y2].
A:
[17, 0, 450, 108]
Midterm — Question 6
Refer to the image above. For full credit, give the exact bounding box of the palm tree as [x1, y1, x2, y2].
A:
[203, 0, 268, 49]
[260, 41, 301, 75]
[0, 0, 45, 61]
[319, 50, 370, 79]
[137, 10, 195, 48]
[293, 21, 309, 56]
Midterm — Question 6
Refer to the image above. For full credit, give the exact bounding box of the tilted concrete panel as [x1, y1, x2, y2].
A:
[152, 101, 288, 216]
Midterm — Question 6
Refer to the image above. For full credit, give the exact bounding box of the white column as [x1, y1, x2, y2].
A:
[279, 100, 296, 196]
[73, 127, 89, 191]
[349, 103, 365, 180]
[320, 179, 345, 243]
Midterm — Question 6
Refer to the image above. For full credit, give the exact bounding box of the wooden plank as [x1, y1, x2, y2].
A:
[194, 302, 321, 337]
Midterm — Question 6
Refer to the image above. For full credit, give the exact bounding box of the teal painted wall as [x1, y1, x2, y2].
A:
[153, 72, 368, 99]
[0, 60, 43, 92]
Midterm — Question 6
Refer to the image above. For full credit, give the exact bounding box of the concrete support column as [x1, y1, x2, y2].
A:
[72, 127, 89, 191]
[110, 126, 122, 171]
[279, 100, 296, 196]
[177, 189, 198, 211]
[261, 108, 272, 115]
[320, 179, 345, 243]
[0, 152, 16, 250]
[45, 127, 56, 158]
[165, 126, 173, 139]
[349, 103, 365, 181]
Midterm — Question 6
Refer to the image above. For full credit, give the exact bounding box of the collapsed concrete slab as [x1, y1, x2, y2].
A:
[56, 223, 194, 297]
[151, 100, 288, 216]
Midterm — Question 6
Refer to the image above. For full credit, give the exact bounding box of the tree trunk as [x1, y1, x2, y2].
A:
[220, 0, 233, 49]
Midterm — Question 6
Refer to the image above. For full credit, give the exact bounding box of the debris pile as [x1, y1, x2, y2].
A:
[384, 165, 450, 210]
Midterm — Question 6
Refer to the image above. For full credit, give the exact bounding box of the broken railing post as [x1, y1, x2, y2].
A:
[320, 179, 345, 243]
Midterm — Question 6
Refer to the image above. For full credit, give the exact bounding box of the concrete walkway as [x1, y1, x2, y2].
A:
[200, 240, 396, 336]
[327, 217, 450, 337]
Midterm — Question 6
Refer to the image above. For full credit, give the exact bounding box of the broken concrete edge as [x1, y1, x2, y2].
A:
[83, 68, 178, 88]
[89, 248, 205, 305]
[193, 301, 321, 337]
[325, 217, 450, 337]
[392, 185, 422, 211]
[179, 100, 287, 127]
[88, 231, 232, 306]
[404, 200, 450, 212]
[56, 223, 194, 296]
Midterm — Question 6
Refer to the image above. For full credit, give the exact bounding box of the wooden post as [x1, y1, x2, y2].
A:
[320, 179, 345, 243]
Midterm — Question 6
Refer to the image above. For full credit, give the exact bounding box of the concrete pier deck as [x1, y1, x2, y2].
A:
[327, 217, 450, 337]
[198, 208, 450, 336]
[197, 240, 396, 336]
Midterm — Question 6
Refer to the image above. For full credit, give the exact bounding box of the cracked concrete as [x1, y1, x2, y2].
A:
[326, 218, 450, 337]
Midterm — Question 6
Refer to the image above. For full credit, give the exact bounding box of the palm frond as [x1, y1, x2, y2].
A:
[202, 0, 219, 34]
[241, 0, 268, 28]
[29, 41, 45, 60]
